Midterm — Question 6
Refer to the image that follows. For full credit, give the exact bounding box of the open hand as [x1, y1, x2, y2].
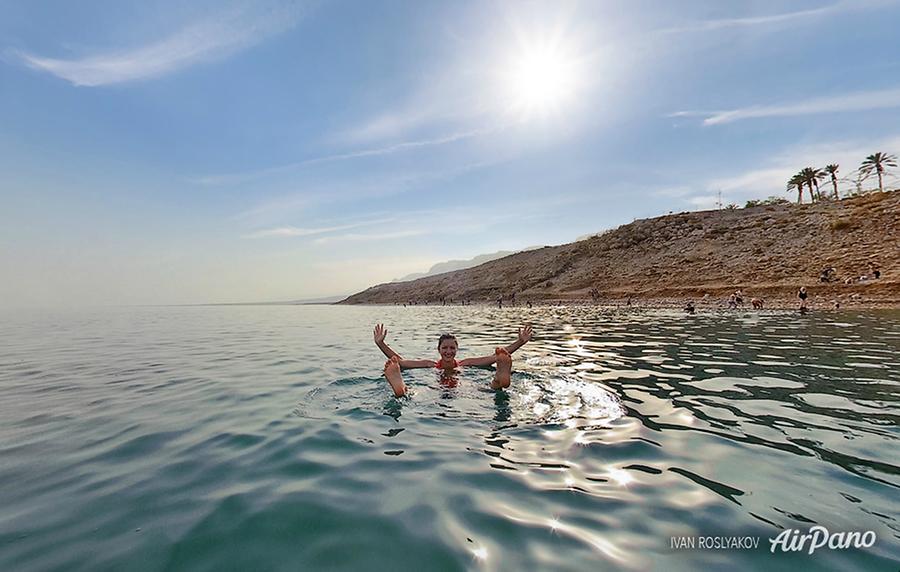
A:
[517, 324, 533, 344]
[374, 323, 388, 344]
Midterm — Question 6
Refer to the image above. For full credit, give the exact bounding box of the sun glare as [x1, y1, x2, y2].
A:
[504, 42, 581, 117]
[609, 468, 633, 487]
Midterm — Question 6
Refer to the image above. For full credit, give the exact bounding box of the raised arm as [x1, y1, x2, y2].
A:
[374, 324, 401, 360]
[504, 325, 533, 354]
[375, 324, 435, 369]
[458, 325, 534, 367]
[457, 354, 499, 367]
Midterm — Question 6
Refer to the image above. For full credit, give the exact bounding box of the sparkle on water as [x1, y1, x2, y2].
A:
[0, 304, 898, 571]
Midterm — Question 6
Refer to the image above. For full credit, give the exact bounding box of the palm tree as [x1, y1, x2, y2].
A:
[860, 152, 898, 193]
[812, 170, 823, 200]
[800, 167, 823, 202]
[824, 164, 840, 199]
[788, 173, 805, 204]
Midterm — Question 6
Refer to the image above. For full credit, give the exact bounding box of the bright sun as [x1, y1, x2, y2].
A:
[505, 43, 580, 116]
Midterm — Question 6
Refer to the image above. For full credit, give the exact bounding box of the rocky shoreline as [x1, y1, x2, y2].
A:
[357, 292, 899, 311]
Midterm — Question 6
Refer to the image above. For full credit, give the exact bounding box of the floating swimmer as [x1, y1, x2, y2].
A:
[373, 324, 533, 397]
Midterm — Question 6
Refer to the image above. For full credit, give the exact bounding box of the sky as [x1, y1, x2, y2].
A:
[2, 0, 900, 307]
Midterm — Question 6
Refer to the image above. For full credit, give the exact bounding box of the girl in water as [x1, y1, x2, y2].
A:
[373, 324, 533, 397]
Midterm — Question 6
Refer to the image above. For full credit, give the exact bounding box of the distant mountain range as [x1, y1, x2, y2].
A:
[197, 294, 351, 305]
[240, 252, 538, 305]
[285, 294, 351, 304]
[394, 249, 540, 282]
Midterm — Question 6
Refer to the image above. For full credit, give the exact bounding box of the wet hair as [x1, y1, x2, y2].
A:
[437, 333, 458, 349]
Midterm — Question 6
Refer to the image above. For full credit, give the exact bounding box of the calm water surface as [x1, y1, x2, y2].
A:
[1, 305, 898, 571]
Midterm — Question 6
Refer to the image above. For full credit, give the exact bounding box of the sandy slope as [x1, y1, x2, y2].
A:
[341, 191, 900, 309]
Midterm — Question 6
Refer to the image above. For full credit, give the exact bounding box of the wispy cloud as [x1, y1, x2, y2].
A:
[242, 217, 394, 239]
[312, 229, 425, 245]
[243, 199, 544, 245]
[230, 156, 509, 229]
[673, 88, 900, 126]
[707, 167, 795, 195]
[335, 69, 490, 146]
[196, 127, 494, 186]
[657, 0, 898, 35]
[659, 4, 839, 34]
[340, 103, 467, 146]
[14, 3, 305, 86]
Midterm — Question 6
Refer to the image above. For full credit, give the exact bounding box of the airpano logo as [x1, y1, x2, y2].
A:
[769, 526, 876, 555]
[670, 526, 877, 555]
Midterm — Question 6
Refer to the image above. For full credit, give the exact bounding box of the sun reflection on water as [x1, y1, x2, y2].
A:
[608, 467, 634, 487]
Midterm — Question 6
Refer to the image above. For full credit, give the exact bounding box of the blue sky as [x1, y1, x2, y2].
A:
[2, 0, 899, 307]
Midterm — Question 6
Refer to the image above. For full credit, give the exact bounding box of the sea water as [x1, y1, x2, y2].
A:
[1, 304, 898, 571]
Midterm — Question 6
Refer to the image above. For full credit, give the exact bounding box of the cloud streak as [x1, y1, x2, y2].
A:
[15, 3, 304, 86]
[659, 5, 839, 34]
[195, 127, 497, 186]
[672, 87, 900, 125]
[657, 0, 897, 34]
[242, 217, 394, 239]
[313, 230, 425, 245]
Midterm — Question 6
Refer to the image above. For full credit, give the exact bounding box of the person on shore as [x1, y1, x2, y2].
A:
[798, 286, 809, 312]
[684, 301, 695, 314]
[751, 297, 764, 309]
[373, 324, 534, 397]
[820, 267, 836, 283]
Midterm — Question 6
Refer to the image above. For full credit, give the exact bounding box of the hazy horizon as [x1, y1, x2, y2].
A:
[3, 0, 900, 308]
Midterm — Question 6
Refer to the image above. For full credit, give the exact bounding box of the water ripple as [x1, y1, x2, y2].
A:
[1, 305, 898, 570]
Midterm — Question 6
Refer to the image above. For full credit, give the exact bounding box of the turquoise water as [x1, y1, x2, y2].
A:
[1, 305, 898, 571]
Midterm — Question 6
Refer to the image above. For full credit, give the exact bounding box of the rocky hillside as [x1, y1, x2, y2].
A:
[340, 191, 900, 307]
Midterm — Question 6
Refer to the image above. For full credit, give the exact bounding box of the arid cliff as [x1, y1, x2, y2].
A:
[340, 191, 900, 308]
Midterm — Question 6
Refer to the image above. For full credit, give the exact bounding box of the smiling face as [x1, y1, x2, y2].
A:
[437, 335, 458, 363]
